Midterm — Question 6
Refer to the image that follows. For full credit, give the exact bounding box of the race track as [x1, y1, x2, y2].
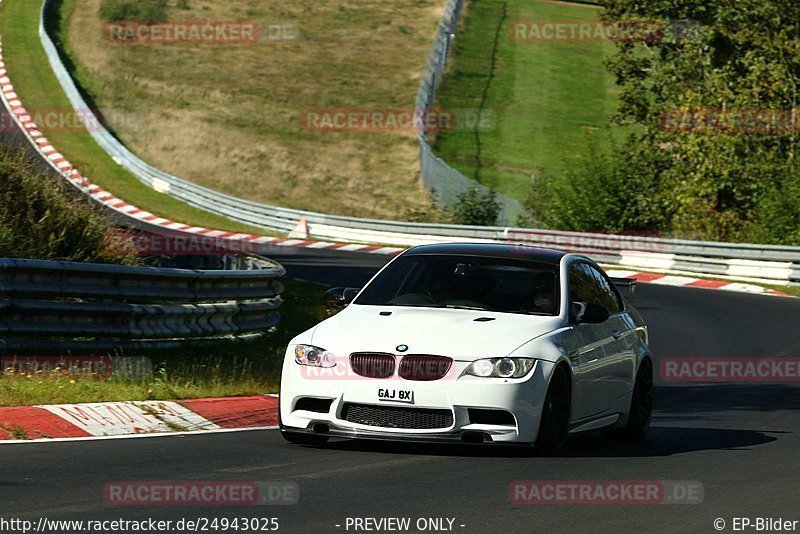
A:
[2, 248, 800, 533]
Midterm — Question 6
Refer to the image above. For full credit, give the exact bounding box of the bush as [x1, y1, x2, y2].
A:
[450, 187, 501, 226]
[100, 0, 167, 22]
[0, 146, 140, 264]
[523, 133, 800, 245]
[523, 137, 673, 233]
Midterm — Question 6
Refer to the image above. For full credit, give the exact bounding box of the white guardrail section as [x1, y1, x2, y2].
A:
[3, 0, 794, 286]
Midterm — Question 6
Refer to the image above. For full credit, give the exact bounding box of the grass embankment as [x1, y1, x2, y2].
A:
[433, 0, 624, 201]
[45, 0, 442, 220]
[0, 279, 332, 406]
[0, 144, 139, 263]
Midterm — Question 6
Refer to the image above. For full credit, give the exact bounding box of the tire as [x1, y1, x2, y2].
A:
[621, 358, 653, 440]
[278, 397, 329, 446]
[534, 365, 572, 456]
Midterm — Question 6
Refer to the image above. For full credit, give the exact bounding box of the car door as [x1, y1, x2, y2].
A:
[567, 262, 623, 420]
[587, 266, 635, 404]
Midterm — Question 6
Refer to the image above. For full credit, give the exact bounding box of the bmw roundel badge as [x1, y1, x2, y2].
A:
[396, 344, 409, 353]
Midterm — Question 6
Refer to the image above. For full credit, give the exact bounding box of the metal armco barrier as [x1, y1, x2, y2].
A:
[0, 257, 284, 348]
[0, 0, 794, 287]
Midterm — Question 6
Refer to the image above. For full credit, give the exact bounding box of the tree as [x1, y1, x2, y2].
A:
[598, 0, 800, 243]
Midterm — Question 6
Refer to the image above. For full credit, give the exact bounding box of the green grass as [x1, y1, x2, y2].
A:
[0, 279, 332, 406]
[433, 0, 626, 201]
[0, 0, 275, 235]
[773, 285, 800, 297]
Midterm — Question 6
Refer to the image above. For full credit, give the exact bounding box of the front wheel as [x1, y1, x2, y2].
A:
[534, 365, 571, 455]
[621, 358, 653, 440]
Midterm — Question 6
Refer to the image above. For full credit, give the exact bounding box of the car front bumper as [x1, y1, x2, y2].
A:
[279, 355, 556, 444]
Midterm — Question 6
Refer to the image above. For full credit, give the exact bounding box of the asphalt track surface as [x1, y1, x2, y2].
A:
[2, 247, 800, 534]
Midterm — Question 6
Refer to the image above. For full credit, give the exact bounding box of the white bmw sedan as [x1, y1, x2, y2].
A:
[279, 243, 652, 454]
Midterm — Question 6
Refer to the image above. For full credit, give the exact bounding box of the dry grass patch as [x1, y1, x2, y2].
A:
[63, 0, 443, 219]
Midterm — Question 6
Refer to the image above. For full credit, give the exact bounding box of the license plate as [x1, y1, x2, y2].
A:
[378, 388, 414, 404]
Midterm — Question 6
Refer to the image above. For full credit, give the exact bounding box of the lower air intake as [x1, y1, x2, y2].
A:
[341, 403, 454, 430]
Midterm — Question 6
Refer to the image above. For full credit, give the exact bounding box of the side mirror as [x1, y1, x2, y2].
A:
[610, 276, 637, 296]
[572, 302, 610, 324]
[325, 287, 360, 309]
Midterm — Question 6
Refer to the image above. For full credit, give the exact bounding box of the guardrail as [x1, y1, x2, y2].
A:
[0, 257, 284, 351]
[0, 0, 793, 288]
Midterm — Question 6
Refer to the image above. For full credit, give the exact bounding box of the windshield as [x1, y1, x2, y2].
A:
[355, 254, 560, 316]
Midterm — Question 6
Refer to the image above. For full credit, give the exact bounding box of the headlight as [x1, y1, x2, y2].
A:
[464, 358, 535, 378]
[294, 345, 337, 368]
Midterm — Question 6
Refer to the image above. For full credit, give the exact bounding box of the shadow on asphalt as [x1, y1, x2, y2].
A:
[654, 384, 800, 413]
[560, 426, 779, 458]
[306, 425, 778, 458]
[291, 384, 795, 458]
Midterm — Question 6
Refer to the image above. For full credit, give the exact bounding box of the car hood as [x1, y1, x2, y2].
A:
[308, 305, 563, 360]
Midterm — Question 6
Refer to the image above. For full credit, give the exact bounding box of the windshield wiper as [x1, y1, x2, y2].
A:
[438, 304, 491, 311]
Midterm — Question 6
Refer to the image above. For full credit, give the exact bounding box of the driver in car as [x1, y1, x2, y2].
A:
[533, 272, 556, 315]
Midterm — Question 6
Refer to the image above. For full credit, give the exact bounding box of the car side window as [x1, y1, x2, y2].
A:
[568, 263, 621, 313]
[569, 263, 601, 306]
[588, 266, 623, 313]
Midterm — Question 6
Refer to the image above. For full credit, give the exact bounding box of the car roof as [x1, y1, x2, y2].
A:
[403, 243, 568, 265]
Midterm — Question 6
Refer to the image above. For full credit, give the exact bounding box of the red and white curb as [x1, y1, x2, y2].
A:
[0, 395, 279, 443]
[605, 269, 789, 297]
[0, 38, 793, 296]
